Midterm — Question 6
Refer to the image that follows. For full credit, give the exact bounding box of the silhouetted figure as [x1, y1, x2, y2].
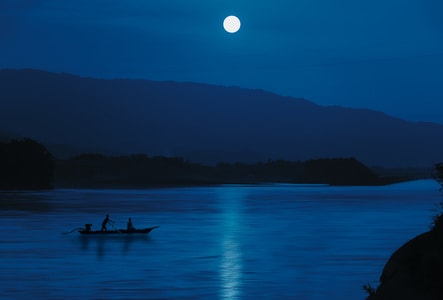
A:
[84, 223, 92, 232]
[127, 218, 135, 231]
[101, 214, 113, 231]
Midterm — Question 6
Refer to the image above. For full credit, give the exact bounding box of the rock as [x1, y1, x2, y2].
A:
[368, 216, 443, 300]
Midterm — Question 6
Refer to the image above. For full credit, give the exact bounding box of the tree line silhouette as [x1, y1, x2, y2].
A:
[0, 139, 54, 189]
[1, 138, 430, 190]
[55, 153, 391, 187]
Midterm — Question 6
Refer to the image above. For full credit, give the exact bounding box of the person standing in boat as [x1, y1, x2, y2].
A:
[101, 214, 114, 231]
[127, 217, 136, 231]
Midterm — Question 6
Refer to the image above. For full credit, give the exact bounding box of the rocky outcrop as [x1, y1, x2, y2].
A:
[367, 215, 443, 300]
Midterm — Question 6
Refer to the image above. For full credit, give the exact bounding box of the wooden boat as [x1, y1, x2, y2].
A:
[79, 226, 159, 235]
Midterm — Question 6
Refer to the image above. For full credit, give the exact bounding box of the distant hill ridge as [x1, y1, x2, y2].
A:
[1, 68, 443, 168]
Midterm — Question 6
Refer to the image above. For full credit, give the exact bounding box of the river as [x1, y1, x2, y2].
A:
[0, 179, 441, 299]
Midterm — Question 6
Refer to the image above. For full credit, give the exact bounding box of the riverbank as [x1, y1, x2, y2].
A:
[54, 155, 431, 189]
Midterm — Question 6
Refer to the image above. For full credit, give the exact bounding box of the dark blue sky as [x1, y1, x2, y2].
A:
[1, 0, 442, 123]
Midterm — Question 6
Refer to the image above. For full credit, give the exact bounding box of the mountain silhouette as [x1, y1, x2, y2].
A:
[1, 68, 442, 168]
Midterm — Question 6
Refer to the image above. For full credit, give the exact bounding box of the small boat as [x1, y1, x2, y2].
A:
[79, 225, 159, 235]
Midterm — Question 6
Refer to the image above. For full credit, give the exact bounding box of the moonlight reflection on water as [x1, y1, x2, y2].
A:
[218, 186, 244, 299]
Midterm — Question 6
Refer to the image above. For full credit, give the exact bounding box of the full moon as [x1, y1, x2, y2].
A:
[223, 16, 241, 33]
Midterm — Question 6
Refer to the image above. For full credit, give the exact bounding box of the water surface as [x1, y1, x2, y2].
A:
[0, 180, 441, 299]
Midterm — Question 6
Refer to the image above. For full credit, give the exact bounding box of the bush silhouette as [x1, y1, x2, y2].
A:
[0, 138, 54, 189]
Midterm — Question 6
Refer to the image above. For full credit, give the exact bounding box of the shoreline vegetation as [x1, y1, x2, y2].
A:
[0, 138, 434, 190]
[54, 153, 429, 189]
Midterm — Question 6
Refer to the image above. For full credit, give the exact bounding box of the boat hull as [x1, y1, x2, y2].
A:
[79, 226, 158, 235]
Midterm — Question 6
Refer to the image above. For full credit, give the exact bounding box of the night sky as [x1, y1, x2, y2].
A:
[1, 0, 442, 123]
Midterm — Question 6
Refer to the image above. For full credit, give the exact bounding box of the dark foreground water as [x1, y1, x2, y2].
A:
[0, 180, 441, 300]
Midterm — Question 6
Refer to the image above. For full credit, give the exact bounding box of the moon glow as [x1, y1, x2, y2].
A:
[223, 16, 241, 33]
